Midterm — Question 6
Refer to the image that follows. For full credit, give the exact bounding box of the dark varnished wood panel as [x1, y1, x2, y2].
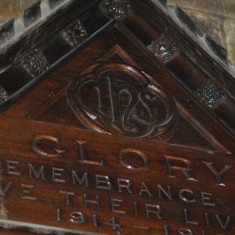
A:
[3, 23, 234, 154]
[0, 118, 234, 234]
[0, 1, 235, 234]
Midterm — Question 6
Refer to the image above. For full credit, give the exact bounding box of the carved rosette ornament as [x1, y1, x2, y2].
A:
[67, 63, 178, 140]
[0, 85, 8, 105]
[21, 49, 48, 77]
[149, 35, 178, 63]
[100, 0, 132, 19]
[61, 19, 88, 47]
[195, 81, 225, 108]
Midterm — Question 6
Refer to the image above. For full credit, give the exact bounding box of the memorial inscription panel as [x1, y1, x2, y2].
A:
[0, 119, 234, 235]
[0, 1, 234, 234]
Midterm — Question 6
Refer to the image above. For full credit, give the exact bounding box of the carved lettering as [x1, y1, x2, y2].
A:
[134, 201, 138, 217]
[111, 198, 126, 214]
[83, 194, 101, 211]
[7, 160, 21, 176]
[117, 179, 133, 194]
[178, 228, 193, 235]
[52, 167, 66, 183]
[184, 209, 199, 225]
[72, 171, 89, 187]
[70, 212, 86, 224]
[165, 156, 197, 181]
[145, 204, 162, 220]
[96, 175, 112, 190]
[164, 225, 170, 235]
[179, 189, 196, 203]
[201, 192, 215, 207]
[203, 161, 232, 186]
[57, 208, 62, 222]
[29, 164, 45, 180]
[31, 136, 65, 158]
[0, 182, 13, 196]
[77, 140, 103, 166]
[205, 213, 210, 227]
[134, 225, 150, 230]
[216, 215, 231, 230]
[20, 184, 37, 200]
[1, 153, 234, 233]
[93, 214, 99, 227]
[158, 184, 173, 200]
[119, 149, 148, 172]
[139, 182, 153, 197]
[104, 217, 121, 230]
[59, 191, 75, 206]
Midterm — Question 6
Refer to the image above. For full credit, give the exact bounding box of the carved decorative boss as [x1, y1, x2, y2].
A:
[67, 63, 178, 140]
[61, 19, 87, 47]
[100, 0, 132, 19]
[21, 49, 48, 77]
[195, 81, 225, 108]
[149, 35, 178, 63]
[0, 85, 8, 105]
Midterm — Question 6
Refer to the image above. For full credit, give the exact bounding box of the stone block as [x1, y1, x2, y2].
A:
[224, 19, 235, 66]
[0, 0, 37, 21]
[183, 9, 226, 47]
[167, 0, 235, 19]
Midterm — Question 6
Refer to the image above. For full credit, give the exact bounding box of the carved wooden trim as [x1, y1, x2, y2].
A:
[148, 35, 178, 63]
[0, 85, 8, 105]
[100, 0, 132, 19]
[194, 81, 225, 108]
[61, 19, 88, 47]
[21, 49, 48, 77]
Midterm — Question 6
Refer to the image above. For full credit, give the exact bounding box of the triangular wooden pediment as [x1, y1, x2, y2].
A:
[3, 23, 234, 154]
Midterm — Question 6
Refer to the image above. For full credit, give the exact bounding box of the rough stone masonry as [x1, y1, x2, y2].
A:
[0, 0, 234, 67]
[167, 0, 235, 67]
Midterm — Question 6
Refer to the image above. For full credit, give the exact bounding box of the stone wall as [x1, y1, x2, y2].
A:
[0, 0, 37, 22]
[0, 0, 234, 66]
[168, 0, 235, 67]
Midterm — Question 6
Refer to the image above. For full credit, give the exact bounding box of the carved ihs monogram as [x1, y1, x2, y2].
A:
[67, 63, 177, 140]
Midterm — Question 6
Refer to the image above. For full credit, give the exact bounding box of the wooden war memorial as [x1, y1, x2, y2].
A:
[0, 0, 234, 234]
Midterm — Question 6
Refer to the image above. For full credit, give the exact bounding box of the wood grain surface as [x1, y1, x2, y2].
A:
[0, 0, 234, 235]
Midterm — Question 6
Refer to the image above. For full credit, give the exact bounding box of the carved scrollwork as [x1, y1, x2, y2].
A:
[21, 49, 48, 77]
[100, 0, 132, 19]
[194, 81, 225, 108]
[67, 63, 178, 140]
[0, 85, 8, 105]
[61, 19, 88, 47]
[149, 35, 178, 63]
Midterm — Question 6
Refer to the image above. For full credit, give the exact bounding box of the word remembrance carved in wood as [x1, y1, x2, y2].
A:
[0, 0, 235, 235]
